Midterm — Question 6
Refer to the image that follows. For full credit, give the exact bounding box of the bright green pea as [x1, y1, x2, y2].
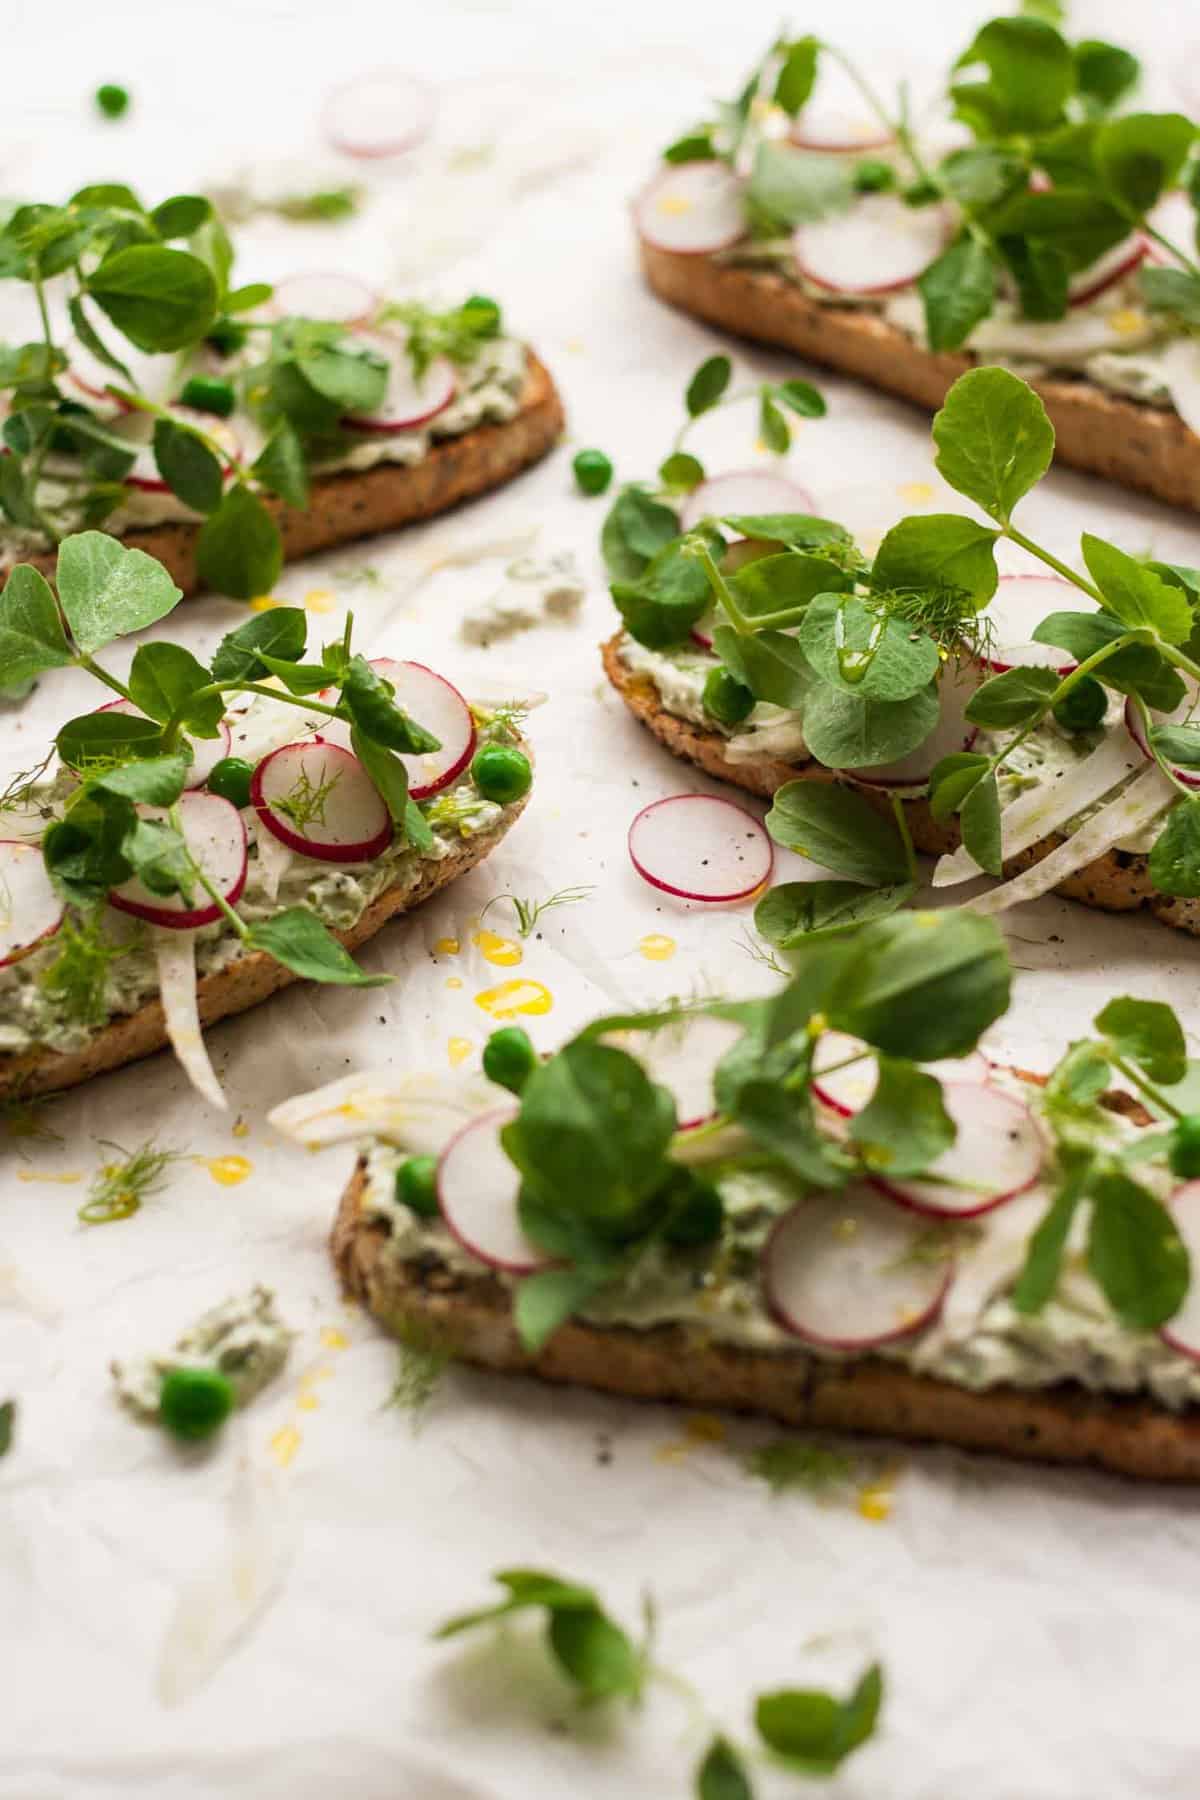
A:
[854, 158, 895, 193]
[702, 664, 755, 727]
[159, 1366, 234, 1441]
[179, 375, 236, 418]
[1052, 677, 1106, 733]
[396, 1154, 439, 1217]
[95, 84, 130, 119]
[471, 744, 533, 803]
[572, 448, 614, 496]
[207, 318, 249, 357]
[482, 1026, 539, 1096]
[206, 756, 254, 808]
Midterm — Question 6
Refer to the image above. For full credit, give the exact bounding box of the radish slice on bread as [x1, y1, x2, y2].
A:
[680, 470, 816, 531]
[1126, 681, 1200, 790]
[1067, 234, 1146, 305]
[610, 1012, 747, 1131]
[0, 840, 64, 966]
[271, 272, 378, 325]
[983, 574, 1082, 674]
[252, 742, 393, 863]
[322, 70, 436, 160]
[109, 792, 247, 930]
[763, 1183, 950, 1348]
[790, 109, 894, 153]
[628, 794, 773, 902]
[342, 330, 456, 432]
[812, 1029, 990, 1118]
[850, 655, 979, 787]
[635, 162, 747, 255]
[315, 659, 474, 799]
[793, 193, 949, 295]
[123, 410, 241, 493]
[96, 699, 232, 790]
[437, 1105, 552, 1274]
[871, 1083, 1043, 1218]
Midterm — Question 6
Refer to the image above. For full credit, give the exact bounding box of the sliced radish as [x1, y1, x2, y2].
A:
[314, 658, 473, 800]
[1068, 233, 1147, 306]
[612, 1012, 746, 1130]
[153, 927, 226, 1110]
[983, 574, 1082, 674]
[109, 792, 247, 930]
[322, 70, 436, 160]
[1161, 337, 1200, 438]
[342, 329, 456, 433]
[793, 193, 948, 296]
[634, 161, 747, 255]
[271, 272, 378, 325]
[722, 538, 776, 575]
[763, 1183, 950, 1349]
[852, 655, 979, 788]
[252, 741, 392, 863]
[0, 840, 64, 966]
[872, 1083, 1043, 1218]
[66, 364, 130, 414]
[1161, 1181, 1200, 1360]
[789, 108, 894, 153]
[985, 640, 1076, 676]
[1125, 682, 1200, 791]
[681, 470, 815, 532]
[628, 794, 773, 902]
[437, 1105, 551, 1275]
[812, 1029, 991, 1119]
[690, 608, 717, 652]
[124, 410, 241, 494]
[95, 699, 232, 790]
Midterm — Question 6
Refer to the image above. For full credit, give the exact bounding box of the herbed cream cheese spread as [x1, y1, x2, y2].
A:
[111, 1285, 292, 1420]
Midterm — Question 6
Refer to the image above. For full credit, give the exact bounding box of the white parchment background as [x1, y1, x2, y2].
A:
[3, 1, 1200, 1795]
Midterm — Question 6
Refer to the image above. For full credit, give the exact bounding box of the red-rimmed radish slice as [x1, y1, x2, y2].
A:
[153, 927, 226, 1110]
[1161, 337, 1200, 438]
[793, 193, 948, 295]
[342, 329, 456, 432]
[616, 1013, 746, 1130]
[763, 1183, 950, 1349]
[1160, 1181, 1200, 1360]
[271, 272, 378, 324]
[124, 410, 241, 493]
[812, 1028, 990, 1118]
[790, 108, 894, 153]
[690, 607, 718, 651]
[252, 741, 392, 863]
[721, 537, 776, 575]
[681, 470, 815, 531]
[437, 1105, 551, 1274]
[66, 365, 130, 413]
[314, 658, 473, 800]
[634, 161, 747, 255]
[628, 794, 773, 903]
[1067, 233, 1147, 305]
[851, 655, 979, 788]
[1145, 191, 1196, 265]
[985, 640, 1076, 676]
[1125, 683, 1200, 791]
[983, 573, 1082, 674]
[872, 1082, 1042, 1218]
[322, 70, 436, 160]
[109, 792, 247, 930]
[0, 840, 64, 966]
[95, 699, 233, 790]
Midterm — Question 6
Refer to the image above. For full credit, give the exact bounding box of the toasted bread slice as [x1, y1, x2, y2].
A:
[331, 1079, 1200, 1483]
[0, 793, 527, 1102]
[639, 242, 1199, 514]
[18, 351, 563, 597]
[601, 630, 1200, 939]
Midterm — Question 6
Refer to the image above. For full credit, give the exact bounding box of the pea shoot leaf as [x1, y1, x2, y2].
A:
[932, 366, 1055, 525]
[252, 420, 310, 510]
[961, 768, 1003, 876]
[56, 531, 182, 653]
[952, 16, 1072, 134]
[1094, 113, 1196, 217]
[799, 593, 940, 702]
[514, 1267, 606, 1354]
[755, 1662, 883, 1775]
[1094, 996, 1187, 1086]
[1012, 1182, 1082, 1315]
[918, 237, 997, 352]
[612, 534, 716, 648]
[928, 749, 990, 822]
[1149, 798, 1200, 897]
[826, 910, 1011, 1060]
[0, 563, 73, 686]
[56, 708, 162, 769]
[435, 1568, 644, 1705]
[86, 244, 217, 351]
[1074, 39, 1140, 115]
[851, 1058, 956, 1177]
[965, 664, 1060, 729]
[87, 753, 190, 806]
[746, 140, 854, 232]
[764, 782, 911, 885]
[600, 486, 681, 581]
[1079, 535, 1193, 644]
[697, 1736, 754, 1800]
[195, 484, 282, 600]
[801, 680, 939, 771]
[871, 513, 999, 607]
[211, 606, 307, 682]
[245, 908, 389, 986]
[342, 655, 440, 754]
[712, 624, 812, 711]
[754, 878, 915, 947]
[1032, 610, 1185, 708]
[128, 641, 222, 734]
[152, 416, 223, 514]
[774, 36, 819, 114]
[686, 354, 732, 417]
[1087, 1171, 1189, 1330]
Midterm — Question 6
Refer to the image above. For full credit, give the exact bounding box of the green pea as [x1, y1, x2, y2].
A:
[179, 375, 236, 418]
[471, 744, 533, 803]
[702, 664, 755, 726]
[1169, 1114, 1200, 1179]
[483, 1026, 539, 1096]
[1052, 677, 1106, 733]
[854, 158, 895, 193]
[206, 756, 254, 808]
[207, 318, 249, 357]
[159, 1366, 235, 1441]
[95, 83, 130, 120]
[396, 1154, 439, 1218]
[572, 448, 614, 496]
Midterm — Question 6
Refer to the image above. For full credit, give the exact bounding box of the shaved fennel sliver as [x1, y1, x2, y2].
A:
[268, 1068, 495, 1152]
[154, 928, 227, 1110]
[251, 812, 293, 904]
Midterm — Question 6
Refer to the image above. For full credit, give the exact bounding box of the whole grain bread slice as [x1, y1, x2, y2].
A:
[16, 351, 563, 598]
[639, 241, 1200, 514]
[601, 630, 1200, 939]
[0, 792, 527, 1102]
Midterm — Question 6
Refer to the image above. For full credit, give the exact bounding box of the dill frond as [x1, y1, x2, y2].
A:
[38, 912, 130, 1030]
[745, 1437, 855, 1497]
[385, 1326, 451, 1427]
[480, 885, 594, 939]
[0, 751, 54, 812]
[737, 928, 788, 977]
[274, 763, 341, 832]
[78, 1138, 185, 1226]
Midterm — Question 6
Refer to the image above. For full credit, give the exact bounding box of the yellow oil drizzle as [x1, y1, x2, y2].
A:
[471, 928, 522, 967]
[296, 1389, 320, 1413]
[269, 1425, 302, 1468]
[857, 1463, 901, 1522]
[232, 1116, 250, 1140]
[448, 1036, 473, 1066]
[16, 1169, 82, 1184]
[474, 979, 553, 1020]
[639, 933, 677, 961]
[897, 480, 934, 505]
[1109, 306, 1147, 336]
[434, 936, 461, 956]
[195, 1154, 253, 1187]
[657, 193, 692, 216]
[655, 1413, 728, 1464]
[446, 976, 463, 990]
[320, 1326, 349, 1351]
[304, 587, 336, 614]
[249, 594, 280, 612]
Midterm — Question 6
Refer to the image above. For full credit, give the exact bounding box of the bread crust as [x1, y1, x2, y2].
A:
[0, 793, 527, 1101]
[331, 1106, 1200, 1483]
[601, 631, 1200, 938]
[639, 241, 1200, 513]
[16, 351, 563, 597]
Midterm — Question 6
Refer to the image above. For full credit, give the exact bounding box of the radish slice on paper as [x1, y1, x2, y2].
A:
[851, 655, 980, 788]
[812, 1029, 990, 1118]
[790, 109, 894, 153]
[437, 1105, 551, 1274]
[314, 658, 473, 799]
[1125, 683, 1200, 790]
[872, 1082, 1043, 1218]
[1067, 234, 1147, 305]
[153, 926, 226, 1110]
[109, 792, 248, 930]
[96, 699, 233, 790]
[124, 410, 241, 493]
[0, 840, 64, 966]
[342, 330, 456, 433]
[763, 1183, 950, 1349]
[271, 272, 378, 325]
[1161, 1181, 1200, 1360]
[628, 794, 773, 902]
[252, 741, 392, 863]
[793, 193, 948, 295]
[613, 1012, 746, 1130]
[322, 70, 436, 160]
[681, 470, 816, 531]
[634, 162, 747, 255]
[983, 575, 1083, 674]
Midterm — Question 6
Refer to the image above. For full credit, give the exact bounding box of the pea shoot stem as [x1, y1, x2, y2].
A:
[1000, 525, 1104, 603]
[1109, 1052, 1185, 1122]
[891, 790, 918, 883]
